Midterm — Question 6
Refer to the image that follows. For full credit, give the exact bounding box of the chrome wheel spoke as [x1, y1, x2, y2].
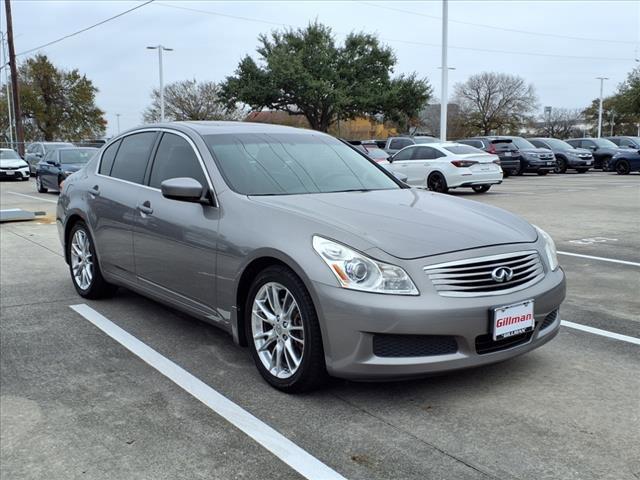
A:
[284, 339, 301, 369]
[266, 284, 282, 313]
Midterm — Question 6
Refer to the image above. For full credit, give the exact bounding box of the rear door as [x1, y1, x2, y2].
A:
[133, 131, 220, 317]
[40, 150, 60, 188]
[409, 146, 444, 183]
[90, 131, 158, 281]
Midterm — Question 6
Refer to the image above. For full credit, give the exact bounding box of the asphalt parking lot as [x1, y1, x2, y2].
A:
[1, 172, 638, 480]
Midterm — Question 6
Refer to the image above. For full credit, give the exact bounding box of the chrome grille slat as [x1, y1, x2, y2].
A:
[424, 250, 544, 297]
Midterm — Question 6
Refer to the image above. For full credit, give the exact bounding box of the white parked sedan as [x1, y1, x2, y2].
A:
[381, 143, 503, 193]
[0, 148, 30, 181]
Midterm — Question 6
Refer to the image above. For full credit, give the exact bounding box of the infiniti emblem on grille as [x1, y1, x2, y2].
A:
[491, 266, 514, 283]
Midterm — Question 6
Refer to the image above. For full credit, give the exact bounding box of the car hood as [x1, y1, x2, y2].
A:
[519, 148, 553, 155]
[250, 189, 537, 259]
[0, 159, 28, 168]
[568, 148, 592, 155]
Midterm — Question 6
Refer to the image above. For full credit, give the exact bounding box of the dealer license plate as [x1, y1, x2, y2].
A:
[492, 300, 534, 341]
[3, 171, 14, 175]
[504, 152, 511, 157]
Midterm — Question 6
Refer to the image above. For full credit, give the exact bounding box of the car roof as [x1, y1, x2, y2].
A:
[133, 120, 322, 137]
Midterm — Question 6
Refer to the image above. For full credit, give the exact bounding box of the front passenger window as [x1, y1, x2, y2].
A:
[393, 148, 414, 161]
[110, 132, 157, 184]
[149, 133, 207, 189]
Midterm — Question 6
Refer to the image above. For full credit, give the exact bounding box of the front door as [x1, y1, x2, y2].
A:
[133, 132, 220, 319]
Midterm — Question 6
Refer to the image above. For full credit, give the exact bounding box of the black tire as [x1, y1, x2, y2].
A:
[502, 170, 510, 178]
[35, 175, 47, 193]
[245, 265, 327, 393]
[554, 157, 567, 174]
[67, 221, 117, 299]
[601, 157, 611, 171]
[21, 176, 29, 181]
[537, 170, 548, 176]
[576, 168, 588, 174]
[471, 185, 491, 193]
[427, 172, 449, 193]
[615, 159, 631, 175]
[514, 162, 524, 176]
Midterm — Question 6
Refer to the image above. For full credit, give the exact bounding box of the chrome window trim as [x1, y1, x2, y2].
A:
[94, 127, 217, 202]
[423, 250, 545, 298]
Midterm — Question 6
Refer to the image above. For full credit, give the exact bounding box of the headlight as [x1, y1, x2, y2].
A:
[533, 226, 559, 271]
[312, 236, 419, 295]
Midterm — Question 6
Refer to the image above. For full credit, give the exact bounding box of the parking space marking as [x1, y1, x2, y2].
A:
[557, 251, 640, 267]
[69, 304, 348, 480]
[561, 320, 640, 346]
[6, 191, 58, 204]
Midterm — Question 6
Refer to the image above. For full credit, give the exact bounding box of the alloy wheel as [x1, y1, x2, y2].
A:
[616, 160, 630, 175]
[427, 173, 447, 193]
[70, 229, 94, 290]
[251, 282, 305, 379]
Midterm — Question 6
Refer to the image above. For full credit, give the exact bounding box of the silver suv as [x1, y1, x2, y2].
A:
[57, 122, 565, 392]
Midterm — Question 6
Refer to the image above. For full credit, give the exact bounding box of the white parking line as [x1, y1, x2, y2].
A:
[69, 304, 347, 480]
[6, 191, 58, 204]
[557, 251, 640, 267]
[561, 320, 640, 346]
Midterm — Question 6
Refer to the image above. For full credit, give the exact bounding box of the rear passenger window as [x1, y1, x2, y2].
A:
[109, 132, 157, 184]
[99, 140, 121, 175]
[149, 133, 207, 189]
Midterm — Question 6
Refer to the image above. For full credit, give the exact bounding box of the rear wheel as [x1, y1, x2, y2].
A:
[514, 162, 524, 176]
[427, 172, 449, 193]
[601, 157, 611, 171]
[537, 170, 548, 176]
[471, 185, 491, 193]
[576, 168, 588, 174]
[615, 159, 631, 175]
[67, 221, 117, 299]
[36, 175, 47, 193]
[245, 266, 326, 393]
[554, 157, 567, 174]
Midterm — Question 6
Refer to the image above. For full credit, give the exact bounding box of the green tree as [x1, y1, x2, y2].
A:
[453, 72, 538, 135]
[1, 54, 106, 142]
[143, 79, 245, 123]
[221, 22, 431, 132]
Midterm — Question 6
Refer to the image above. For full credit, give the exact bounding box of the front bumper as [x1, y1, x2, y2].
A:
[313, 256, 565, 380]
[0, 167, 30, 179]
[525, 159, 556, 171]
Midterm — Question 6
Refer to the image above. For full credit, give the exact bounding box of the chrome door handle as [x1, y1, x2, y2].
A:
[88, 186, 100, 196]
[137, 202, 153, 215]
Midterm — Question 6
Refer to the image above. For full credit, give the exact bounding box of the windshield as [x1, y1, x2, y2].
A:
[413, 137, 437, 144]
[0, 150, 20, 160]
[593, 138, 617, 148]
[510, 137, 536, 150]
[444, 145, 484, 155]
[44, 143, 74, 152]
[542, 138, 574, 150]
[60, 149, 96, 164]
[204, 133, 400, 195]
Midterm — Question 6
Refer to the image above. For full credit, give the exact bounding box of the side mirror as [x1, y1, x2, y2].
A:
[588, 145, 597, 151]
[161, 177, 207, 203]
[46, 159, 58, 166]
[392, 171, 408, 183]
[35, 152, 43, 158]
[387, 154, 394, 163]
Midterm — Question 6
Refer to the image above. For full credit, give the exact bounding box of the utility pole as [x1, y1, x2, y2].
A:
[4, 0, 25, 156]
[1, 32, 14, 147]
[439, 0, 448, 142]
[116, 113, 121, 134]
[147, 45, 173, 122]
[596, 77, 608, 138]
[609, 111, 615, 136]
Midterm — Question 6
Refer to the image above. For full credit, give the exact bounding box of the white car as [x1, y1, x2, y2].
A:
[0, 148, 30, 181]
[381, 142, 503, 193]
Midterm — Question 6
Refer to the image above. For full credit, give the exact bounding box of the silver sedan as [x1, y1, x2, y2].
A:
[57, 122, 565, 392]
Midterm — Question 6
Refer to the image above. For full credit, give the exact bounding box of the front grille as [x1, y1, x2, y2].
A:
[475, 330, 534, 355]
[538, 154, 553, 160]
[373, 334, 458, 358]
[424, 251, 544, 297]
[1, 166, 20, 170]
[540, 309, 559, 330]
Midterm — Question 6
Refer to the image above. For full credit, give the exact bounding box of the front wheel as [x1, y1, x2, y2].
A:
[245, 266, 326, 393]
[554, 157, 567, 174]
[427, 172, 449, 193]
[67, 222, 117, 299]
[615, 160, 631, 175]
[576, 168, 588, 174]
[537, 170, 548, 176]
[472, 185, 491, 193]
[36, 175, 47, 193]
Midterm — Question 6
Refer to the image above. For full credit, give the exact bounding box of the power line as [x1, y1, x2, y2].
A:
[15, 0, 155, 57]
[359, 1, 638, 45]
[154, 2, 635, 62]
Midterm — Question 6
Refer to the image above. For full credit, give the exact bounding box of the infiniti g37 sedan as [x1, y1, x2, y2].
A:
[57, 122, 566, 392]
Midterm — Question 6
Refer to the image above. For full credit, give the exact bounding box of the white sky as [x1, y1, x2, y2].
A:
[4, 0, 640, 137]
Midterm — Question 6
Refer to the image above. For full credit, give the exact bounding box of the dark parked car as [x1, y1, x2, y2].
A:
[609, 148, 640, 175]
[457, 137, 522, 176]
[36, 147, 97, 193]
[564, 138, 627, 170]
[604, 136, 640, 149]
[384, 136, 438, 155]
[347, 140, 390, 162]
[25, 141, 75, 175]
[528, 138, 593, 173]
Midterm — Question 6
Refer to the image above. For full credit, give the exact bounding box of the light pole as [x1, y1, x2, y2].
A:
[596, 77, 608, 138]
[0, 31, 14, 147]
[116, 113, 121, 134]
[439, 0, 448, 142]
[147, 45, 173, 122]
